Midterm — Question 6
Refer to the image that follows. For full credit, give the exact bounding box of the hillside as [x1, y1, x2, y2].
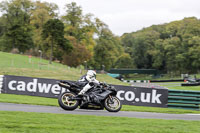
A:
[0, 52, 127, 85]
[121, 17, 200, 74]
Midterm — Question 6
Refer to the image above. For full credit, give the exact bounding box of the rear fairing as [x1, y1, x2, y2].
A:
[58, 82, 81, 94]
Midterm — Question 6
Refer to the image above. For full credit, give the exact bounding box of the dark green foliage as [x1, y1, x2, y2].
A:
[42, 19, 66, 47]
[121, 17, 200, 74]
[6, 24, 33, 52]
[115, 53, 134, 68]
[94, 29, 124, 70]
[42, 19, 72, 63]
[0, 0, 34, 53]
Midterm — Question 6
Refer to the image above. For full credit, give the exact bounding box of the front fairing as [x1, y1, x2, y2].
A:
[95, 90, 113, 101]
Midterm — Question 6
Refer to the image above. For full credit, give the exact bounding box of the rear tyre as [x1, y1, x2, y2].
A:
[104, 95, 122, 112]
[58, 92, 79, 110]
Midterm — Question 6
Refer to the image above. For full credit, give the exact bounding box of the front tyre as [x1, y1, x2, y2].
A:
[104, 95, 122, 112]
[58, 92, 79, 110]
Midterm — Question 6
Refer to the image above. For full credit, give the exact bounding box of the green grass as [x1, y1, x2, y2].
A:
[0, 51, 64, 70]
[168, 86, 200, 91]
[124, 74, 184, 80]
[122, 105, 200, 114]
[0, 111, 199, 133]
[153, 82, 200, 91]
[0, 94, 58, 106]
[0, 94, 199, 114]
[0, 51, 128, 85]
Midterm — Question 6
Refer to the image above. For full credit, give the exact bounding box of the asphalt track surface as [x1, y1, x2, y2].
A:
[0, 103, 200, 121]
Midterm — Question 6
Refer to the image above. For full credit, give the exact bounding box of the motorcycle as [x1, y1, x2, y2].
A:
[58, 80, 122, 112]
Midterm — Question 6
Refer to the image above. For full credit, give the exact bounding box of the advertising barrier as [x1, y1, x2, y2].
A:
[1, 75, 168, 107]
[2, 75, 65, 98]
[114, 85, 168, 107]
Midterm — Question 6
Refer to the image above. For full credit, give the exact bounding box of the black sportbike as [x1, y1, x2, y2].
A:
[58, 81, 122, 112]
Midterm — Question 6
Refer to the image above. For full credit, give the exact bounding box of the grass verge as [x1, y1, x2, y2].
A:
[0, 94, 199, 114]
[0, 111, 199, 133]
[152, 82, 200, 91]
[167, 85, 200, 91]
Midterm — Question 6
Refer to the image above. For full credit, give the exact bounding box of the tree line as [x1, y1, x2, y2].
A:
[0, 0, 128, 70]
[0, 0, 200, 74]
[121, 17, 200, 74]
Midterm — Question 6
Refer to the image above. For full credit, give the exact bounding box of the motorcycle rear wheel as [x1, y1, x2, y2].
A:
[58, 92, 79, 110]
[104, 95, 122, 112]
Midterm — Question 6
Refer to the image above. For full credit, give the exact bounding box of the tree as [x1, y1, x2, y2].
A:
[114, 53, 134, 68]
[151, 39, 166, 71]
[62, 2, 97, 67]
[30, 1, 58, 53]
[121, 33, 134, 56]
[0, 0, 34, 53]
[94, 28, 123, 70]
[62, 40, 91, 67]
[0, 16, 7, 51]
[163, 37, 182, 72]
[121, 17, 200, 74]
[42, 19, 72, 64]
[188, 36, 200, 72]
[131, 30, 160, 69]
[62, 2, 82, 38]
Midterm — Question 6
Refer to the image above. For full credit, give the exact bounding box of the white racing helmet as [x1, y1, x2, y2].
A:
[87, 70, 96, 78]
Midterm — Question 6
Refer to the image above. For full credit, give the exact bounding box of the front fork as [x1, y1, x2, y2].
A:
[108, 95, 114, 104]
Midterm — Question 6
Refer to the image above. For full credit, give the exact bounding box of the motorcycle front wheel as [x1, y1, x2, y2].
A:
[58, 92, 79, 110]
[104, 95, 122, 112]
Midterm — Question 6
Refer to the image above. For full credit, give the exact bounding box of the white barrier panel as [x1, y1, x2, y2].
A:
[0, 85, 1, 91]
[0, 75, 3, 93]
[123, 80, 150, 83]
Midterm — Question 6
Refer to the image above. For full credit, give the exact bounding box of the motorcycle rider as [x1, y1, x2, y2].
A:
[78, 70, 100, 96]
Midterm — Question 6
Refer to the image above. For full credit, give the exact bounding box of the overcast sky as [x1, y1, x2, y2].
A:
[5, 0, 200, 36]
